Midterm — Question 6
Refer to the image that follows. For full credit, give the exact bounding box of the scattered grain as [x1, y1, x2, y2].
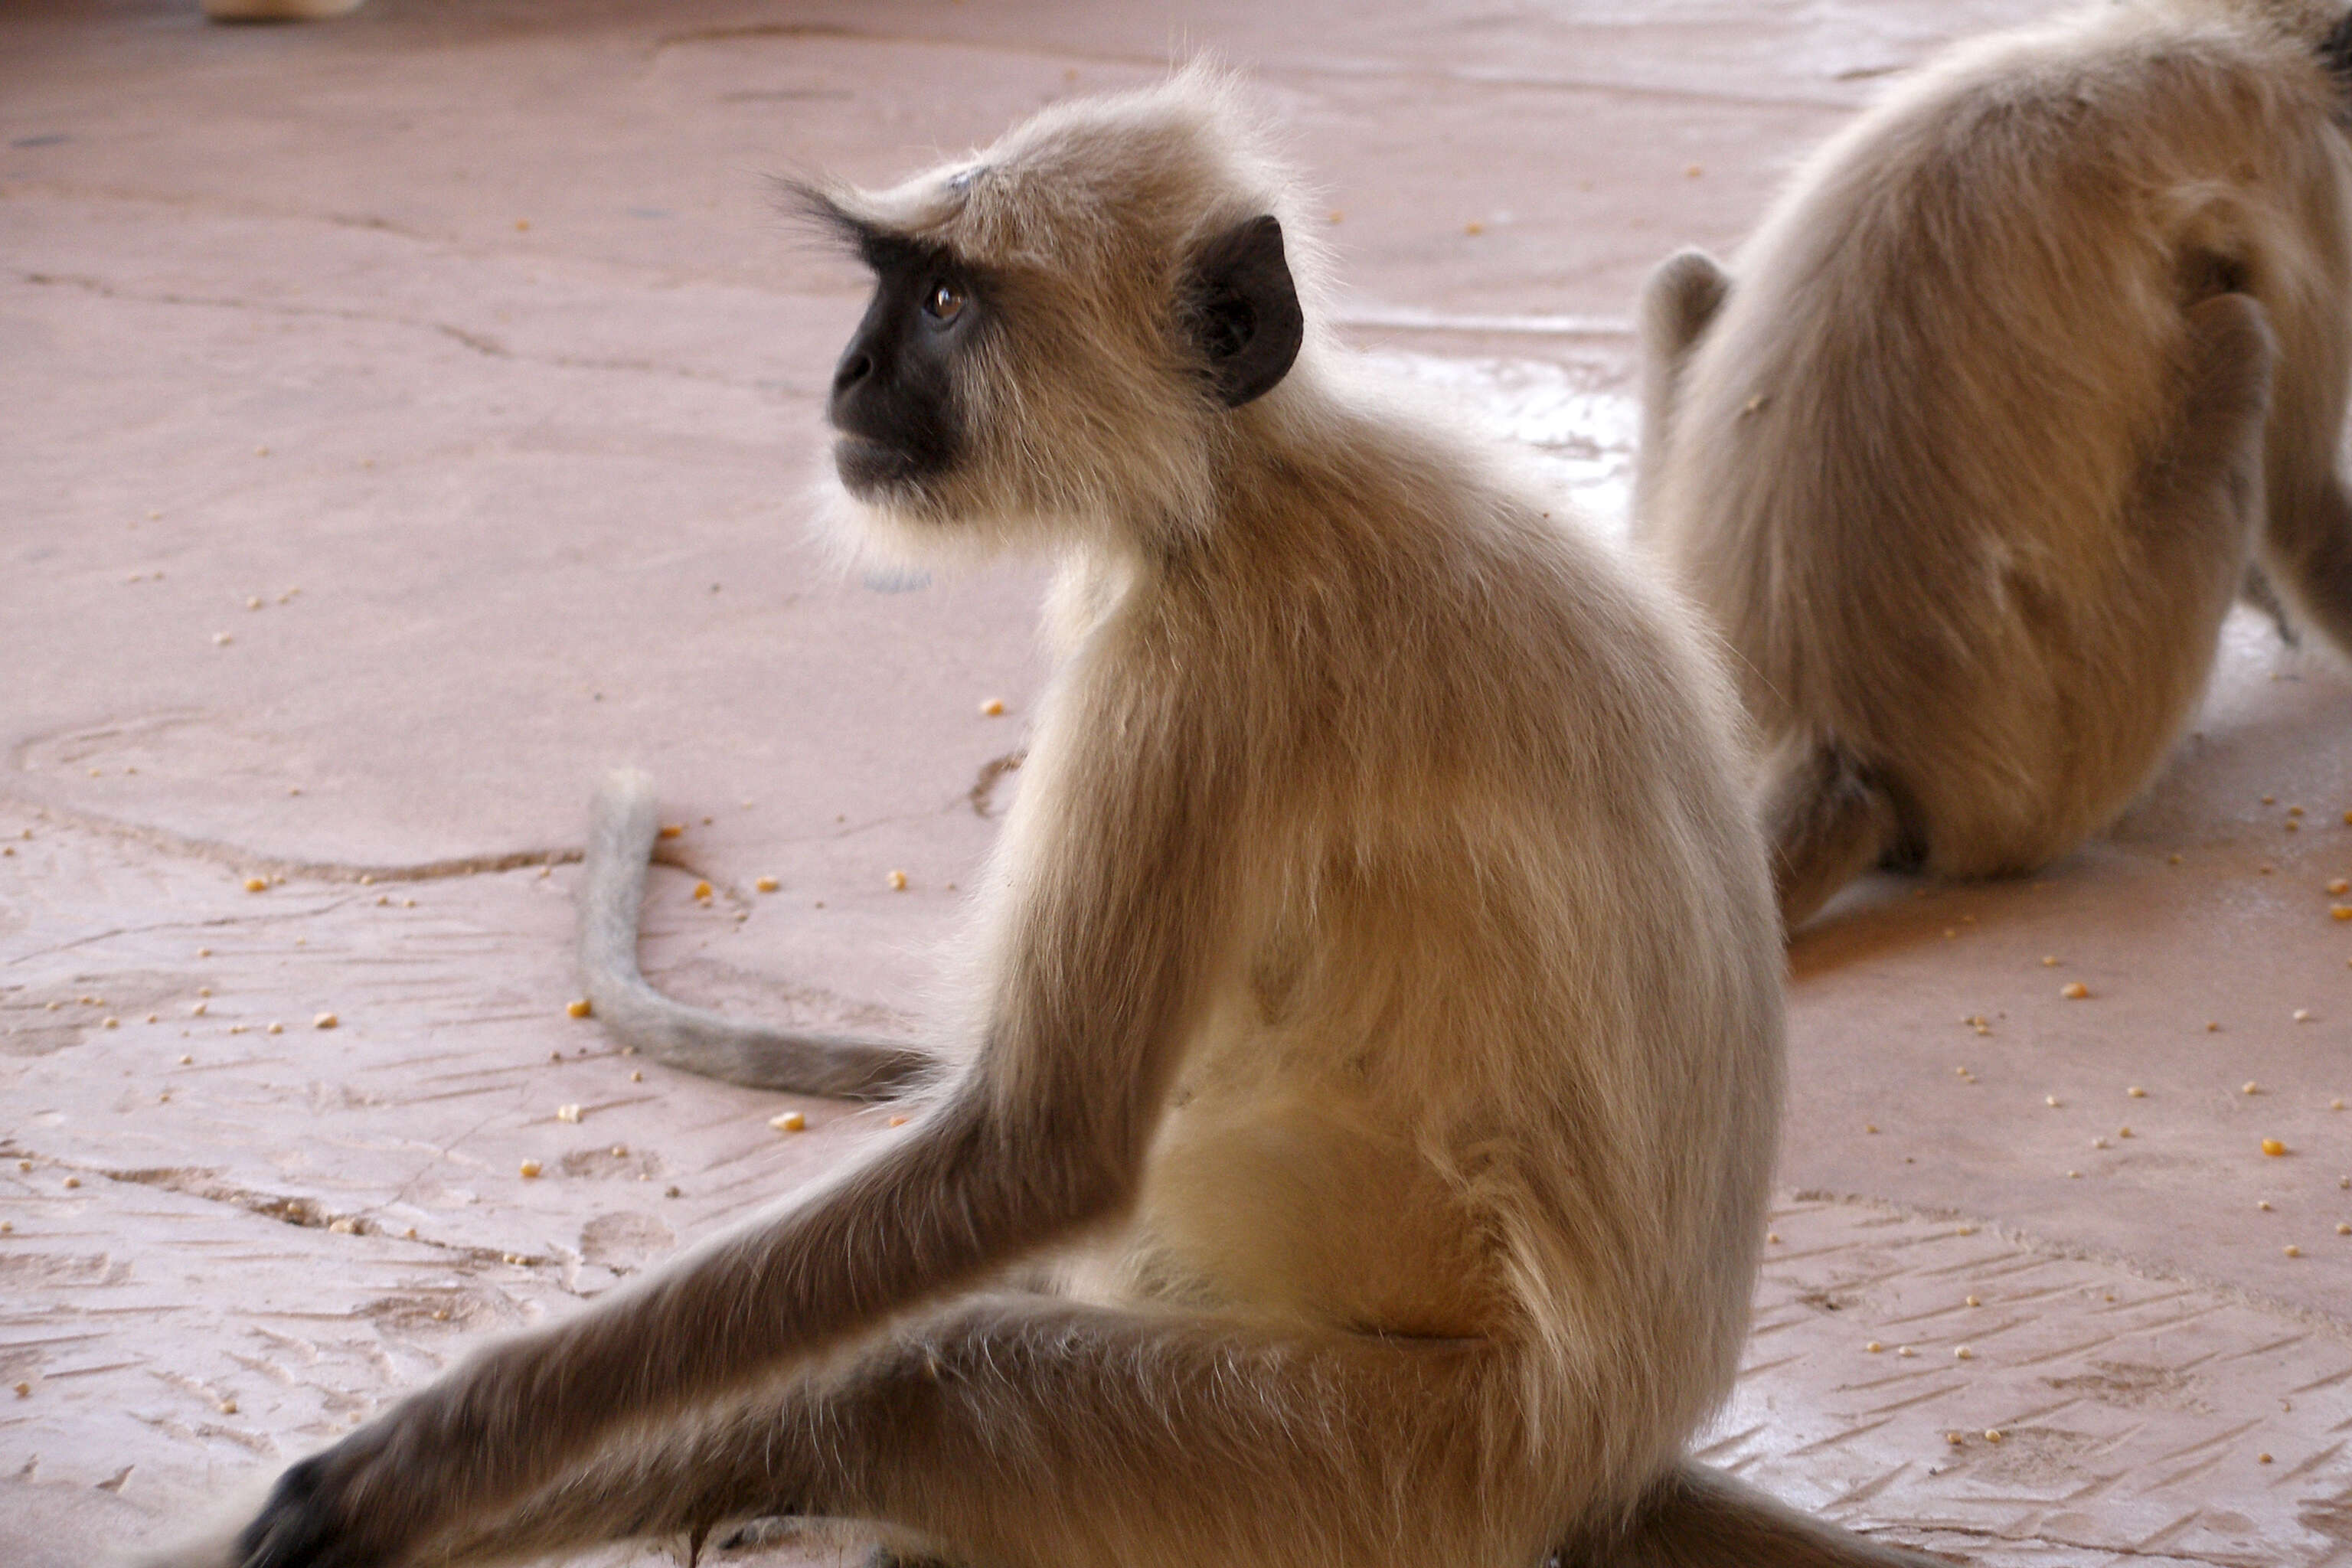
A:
[769, 1111, 808, 1133]
[518, 1160, 542, 1178]
[979, 698, 1005, 717]
[756, 877, 779, 893]
[888, 869, 908, 890]
[2284, 1246, 2301, 1259]
[2060, 982, 2089, 999]
[314, 1011, 338, 1030]
[243, 877, 266, 893]
[556, 1104, 582, 1124]
[2262, 1138, 2287, 1156]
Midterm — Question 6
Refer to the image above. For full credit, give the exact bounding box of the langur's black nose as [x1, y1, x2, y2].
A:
[832, 349, 874, 398]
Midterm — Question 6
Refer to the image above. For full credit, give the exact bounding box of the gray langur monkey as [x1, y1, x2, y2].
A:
[145, 72, 1943, 1568]
[1637, 0, 2352, 931]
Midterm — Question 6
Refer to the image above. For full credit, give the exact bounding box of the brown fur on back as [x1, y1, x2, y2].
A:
[1645, 1, 2352, 901]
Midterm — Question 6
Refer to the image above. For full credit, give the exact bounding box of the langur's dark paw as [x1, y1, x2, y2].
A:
[236, 1455, 367, 1568]
[230, 1432, 427, 1568]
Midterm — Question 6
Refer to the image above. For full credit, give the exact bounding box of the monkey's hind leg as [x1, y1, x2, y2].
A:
[2257, 466, 2352, 664]
[1635, 249, 1731, 528]
[1759, 740, 1906, 934]
[577, 769, 933, 1097]
[1580, 1460, 1948, 1568]
[430, 1298, 1542, 1568]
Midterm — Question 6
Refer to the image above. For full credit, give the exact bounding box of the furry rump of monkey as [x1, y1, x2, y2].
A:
[143, 70, 1939, 1568]
[1638, 0, 2352, 930]
[576, 768, 929, 1097]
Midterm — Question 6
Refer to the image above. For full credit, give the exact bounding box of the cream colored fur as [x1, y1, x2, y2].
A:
[139, 71, 1936, 1568]
[1638, 0, 2352, 929]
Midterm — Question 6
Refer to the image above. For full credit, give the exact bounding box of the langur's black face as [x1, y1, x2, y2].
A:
[828, 233, 982, 495]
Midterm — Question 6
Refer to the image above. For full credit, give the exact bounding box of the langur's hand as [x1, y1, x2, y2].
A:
[229, 1398, 475, 1568]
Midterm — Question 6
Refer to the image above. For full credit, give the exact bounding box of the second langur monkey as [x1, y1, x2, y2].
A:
[1638, 0, 2352, 931]
[150, 73, 1942, 1568]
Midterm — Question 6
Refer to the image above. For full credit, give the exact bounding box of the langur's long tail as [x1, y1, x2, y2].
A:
[1585, 1461, 1953, 1568]
[577, 769, 933, 1099]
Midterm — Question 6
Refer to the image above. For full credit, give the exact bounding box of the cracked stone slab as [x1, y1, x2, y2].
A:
[5, 800, 2348, 1565]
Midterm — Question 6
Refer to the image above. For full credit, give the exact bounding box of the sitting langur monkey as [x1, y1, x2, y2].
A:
[152, 75, 1942, 1568]
[1637, 0, 2352, 930]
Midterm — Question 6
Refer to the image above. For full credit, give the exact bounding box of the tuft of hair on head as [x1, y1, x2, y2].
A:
[788, 63, 1337, 564]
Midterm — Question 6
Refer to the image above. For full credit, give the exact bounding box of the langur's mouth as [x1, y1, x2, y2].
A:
[832, 436, 926, 495]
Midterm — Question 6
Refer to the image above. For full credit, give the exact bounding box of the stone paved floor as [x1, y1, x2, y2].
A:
[3, 2, 2348, 1563]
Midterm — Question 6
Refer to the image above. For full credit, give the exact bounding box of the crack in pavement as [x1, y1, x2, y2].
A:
[0, 1141, 560, 1280]
[645, 21, 1864, 110]
[11, 269, 766, 391]
[1904, 1518, 2273, 1568]
[0, 795, 581, 889]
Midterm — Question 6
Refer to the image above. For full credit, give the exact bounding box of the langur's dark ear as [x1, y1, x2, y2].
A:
[1185, 214, 1305, 408]
[2325, 8, 2352, 91]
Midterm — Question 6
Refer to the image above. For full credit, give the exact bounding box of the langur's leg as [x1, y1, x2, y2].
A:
[1572, 1459, 1946, 1568]
[1759, 741, 1906, 934]
[439, 1297, 1546, 1568]
[2257, 467, 2352, 662]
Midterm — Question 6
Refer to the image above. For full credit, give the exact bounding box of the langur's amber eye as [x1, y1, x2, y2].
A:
[925, 280, 965, 322]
